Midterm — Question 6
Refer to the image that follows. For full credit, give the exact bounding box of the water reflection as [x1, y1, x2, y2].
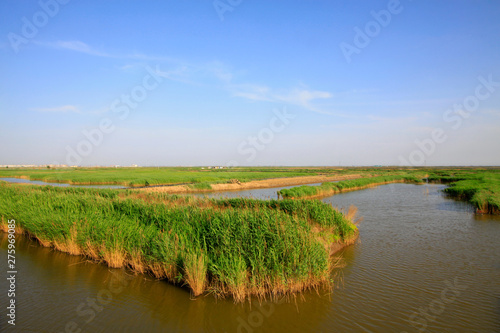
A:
[0, 233, 333, 332]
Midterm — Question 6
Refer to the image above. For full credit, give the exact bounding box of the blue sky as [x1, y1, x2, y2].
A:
[1, 0, 499, 166]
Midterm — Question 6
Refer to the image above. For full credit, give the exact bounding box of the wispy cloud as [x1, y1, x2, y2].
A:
[155, 65, 199, 85]
[35, 40, 180, 63]
[229, 84, 335, 114]
[37, 40, 337, 114]
[35, 40, 111, 57]
[146, 59, 336, 114]
[274, 89, 333, 114]
[230, 84, 273, 102]
[30, 105, 81, 113]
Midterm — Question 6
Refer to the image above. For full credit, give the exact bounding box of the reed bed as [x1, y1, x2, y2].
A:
[441, 172, 500, 214]
[0, 183, 357, 302]
[278, 175, 425, 199]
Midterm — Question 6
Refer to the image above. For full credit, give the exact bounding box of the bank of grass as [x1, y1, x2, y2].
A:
[440, 172, 500, 214]
[0, 183, 357, 302]
[0, 167, 338, 187]
[278, 174, 425, 199]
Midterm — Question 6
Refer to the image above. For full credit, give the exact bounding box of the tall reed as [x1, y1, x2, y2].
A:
[0, 183, 357, 301]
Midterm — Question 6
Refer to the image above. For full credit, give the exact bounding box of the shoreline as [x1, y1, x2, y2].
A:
[279, 180, 410, 200]
[0, 226, 358, 287]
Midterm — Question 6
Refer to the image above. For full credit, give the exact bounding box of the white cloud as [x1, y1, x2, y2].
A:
[35, 40, 337, 114]
[155, 65, 197, 85]
[273, 89, 333, 114]
[230, 84, 273, 102]
[228, 84, 335, 114]
[36, 40, 111, 57]
[151, 60, 336, 114]
[35, 40, 180, 62]
[118, 63, 138, 71]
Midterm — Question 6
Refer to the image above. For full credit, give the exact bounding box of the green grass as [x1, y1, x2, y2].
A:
[0, 167, 345, 186]
[0, 166, 439, 187]
[1, 166, 466, 188]
[0, 183, 357, 301]
[440, 171, 500, 213]
[278, 174, 425, 199]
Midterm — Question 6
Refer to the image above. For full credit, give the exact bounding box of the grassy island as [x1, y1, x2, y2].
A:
[431, 171, 500, 214]
[278, 174, 425, 199]
[0, 183, 357, 302]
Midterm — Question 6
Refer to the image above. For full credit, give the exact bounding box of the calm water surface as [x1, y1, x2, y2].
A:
[1, 183, 499, 332]
[192, 182, 323, 200]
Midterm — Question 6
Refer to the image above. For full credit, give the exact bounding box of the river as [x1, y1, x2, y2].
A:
[1, 183, 499, 332]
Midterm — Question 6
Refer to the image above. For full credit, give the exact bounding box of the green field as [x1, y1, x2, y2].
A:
[0, 166, 470, 187]
[0, 183, 357, 301]
[0, 167, 347, 187]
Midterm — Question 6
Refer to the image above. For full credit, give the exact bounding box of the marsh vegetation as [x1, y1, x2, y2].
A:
[1, 167, 498, 302]
[0, 183, 357, 301]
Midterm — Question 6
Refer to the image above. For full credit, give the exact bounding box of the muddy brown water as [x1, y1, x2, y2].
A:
[1, 183, 499, 332]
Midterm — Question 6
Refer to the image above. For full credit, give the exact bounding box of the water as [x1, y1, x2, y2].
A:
[0, 177, 126, 189]
[1, 183, 499, 332]
[192, 183, 323, 200]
